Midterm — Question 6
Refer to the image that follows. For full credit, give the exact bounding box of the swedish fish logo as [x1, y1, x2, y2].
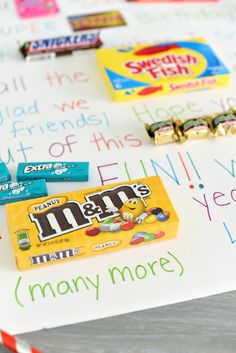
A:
[124, 53, 201, 80]
[28, 197, 67, 214]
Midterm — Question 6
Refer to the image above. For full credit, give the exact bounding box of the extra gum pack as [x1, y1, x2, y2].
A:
[6, 176, 179, 271]
[96, 38, 230, 101]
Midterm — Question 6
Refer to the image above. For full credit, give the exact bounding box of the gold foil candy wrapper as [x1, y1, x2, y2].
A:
[145, 120, 179, 145]
[145, 110, 236, 146]
[175, 117, 212, 143]
[209, 110, 236, 136]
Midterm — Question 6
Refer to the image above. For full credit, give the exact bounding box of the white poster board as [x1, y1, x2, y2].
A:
[1, 0, 236, 334]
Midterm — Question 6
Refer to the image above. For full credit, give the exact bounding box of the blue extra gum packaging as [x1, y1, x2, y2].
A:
[0, 179, 48, 205]
[17, 162, 89, 182]
[0, 163, 11, 183]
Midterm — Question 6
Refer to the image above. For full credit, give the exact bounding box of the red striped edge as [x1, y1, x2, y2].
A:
[32, 348, 43, 353]
[0, 330, 18, 353]
[16, 339, 43, 353]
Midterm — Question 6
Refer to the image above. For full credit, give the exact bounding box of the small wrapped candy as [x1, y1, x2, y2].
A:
[209, 110, 236, 136]
[175, 117, 212, 143]
[145, 119, 179, 145]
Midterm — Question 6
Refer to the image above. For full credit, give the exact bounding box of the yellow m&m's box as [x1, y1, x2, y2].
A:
[6, 176, 179, 270]
[96, 38, 230, 101]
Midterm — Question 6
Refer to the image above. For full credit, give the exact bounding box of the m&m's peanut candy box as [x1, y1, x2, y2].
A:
[96, 38, 230, 101]
[6, 176, 179, 270]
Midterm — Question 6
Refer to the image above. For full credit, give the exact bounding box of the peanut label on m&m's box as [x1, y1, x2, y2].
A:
[96, 38, 230, 101]
[6, 176, 179, 270]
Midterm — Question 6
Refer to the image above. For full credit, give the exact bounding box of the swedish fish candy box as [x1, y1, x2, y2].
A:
[6, 176, 179, 270]
[96, 38, 230, 101]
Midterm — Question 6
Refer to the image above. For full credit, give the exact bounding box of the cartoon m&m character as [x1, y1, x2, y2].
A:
[107, 197, 148, 224]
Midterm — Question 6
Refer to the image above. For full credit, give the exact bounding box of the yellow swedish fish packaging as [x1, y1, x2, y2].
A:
[6, 176, 179, 271]
[96, 38, 230, 101]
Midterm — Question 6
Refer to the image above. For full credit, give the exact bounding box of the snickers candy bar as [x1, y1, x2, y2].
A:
[20, 30, 102, 61]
